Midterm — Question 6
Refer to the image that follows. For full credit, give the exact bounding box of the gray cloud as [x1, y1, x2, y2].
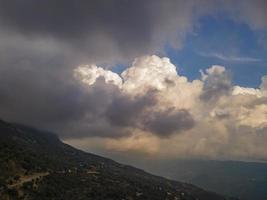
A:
[0, 0, 266, 64]
[144, 108, 195, 137]
[232, 0, 267, 30]
[0, 0, 210, 138]
[105, 91, 157, 127]
[0, 10, 199, 140]
[0, 0, 211, 63]
[104, 90, 195, 137]
[0, 0, 152, 61]
[0, 65, 123, 138]
[260, 76, 267, 90]
[200, 67, 232, 102]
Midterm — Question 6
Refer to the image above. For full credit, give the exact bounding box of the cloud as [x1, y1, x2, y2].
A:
[144, 108, 195, 137]
[1, 52, 267, 161]
[200, 65, 232, 102]
[74, 64, 123, 87]
[68, 55, 267, 161]
[260, 75, 267, 91]
[231, 0, 267, 30]
[105, 92, 157, 127]
[0, 0, 216, 64]
[198, 52, 262, 62]
[0, 1, 266, 70]
[74, 56, 198, 137]
[232, 86, 263, 97]
[232, 75, 267, 97]
[121, 55, 178, 93]
[0, 1, 267, 161]
[223, 0, 267, 47]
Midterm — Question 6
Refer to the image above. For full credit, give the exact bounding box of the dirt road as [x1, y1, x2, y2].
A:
[8, 172, 49, 189]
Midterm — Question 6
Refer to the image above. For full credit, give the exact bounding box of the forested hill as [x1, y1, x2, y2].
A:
[0, 119, 236, 200]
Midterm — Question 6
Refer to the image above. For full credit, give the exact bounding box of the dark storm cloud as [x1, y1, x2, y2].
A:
[0, 0, 150, 39]
[144, 109, 195, 137]
[0, 0, 153, 59]
[105, 91, 157, 127]
[0, 65, 122, 138]
[0, 67, 85, 128]
[0, 0, 224, 64]
[0, 0, 266, 63]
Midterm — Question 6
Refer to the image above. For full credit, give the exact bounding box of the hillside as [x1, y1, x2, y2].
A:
[135, 159, 267, 200]
[0, 119, 236, 200]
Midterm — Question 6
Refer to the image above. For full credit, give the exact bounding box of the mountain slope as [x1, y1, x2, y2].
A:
[0, 119, 235, 200]
[134, 159, 267, 200]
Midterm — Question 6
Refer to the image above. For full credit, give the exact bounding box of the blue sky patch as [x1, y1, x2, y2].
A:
[165, 15, 267, 88]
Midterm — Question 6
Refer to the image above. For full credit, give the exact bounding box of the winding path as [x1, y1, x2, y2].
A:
[8, 172, 49, 189]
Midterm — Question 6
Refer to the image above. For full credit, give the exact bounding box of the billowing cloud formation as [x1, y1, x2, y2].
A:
[1, 54, 266, 160]
[66, 55, 267, 161]
[0, 1, 267, 162]
[71, 55, 197, 138]
[74, 65, 123, 87]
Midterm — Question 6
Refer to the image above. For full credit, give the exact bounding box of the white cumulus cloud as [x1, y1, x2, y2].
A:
[71, 55, 267, 161]
[74, 64, 123, 87]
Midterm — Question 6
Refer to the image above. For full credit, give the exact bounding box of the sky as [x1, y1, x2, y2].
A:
[166, 15, 267, 88]
[0, 0, 267, 163]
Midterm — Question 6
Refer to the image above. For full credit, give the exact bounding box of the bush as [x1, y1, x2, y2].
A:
[7, 188, 18, 196]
